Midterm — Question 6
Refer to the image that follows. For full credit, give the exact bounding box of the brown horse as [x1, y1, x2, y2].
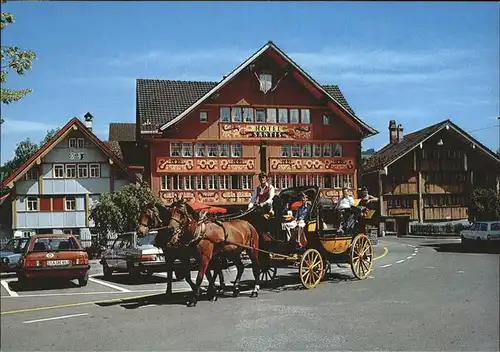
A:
[137, 201, 227, 296]
[167, 198, 261, 307]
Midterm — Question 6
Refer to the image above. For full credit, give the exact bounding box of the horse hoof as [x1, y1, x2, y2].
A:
[187, 301, 197, 307]
[232, 289, 240, 298]
[250, 291, 258, 298]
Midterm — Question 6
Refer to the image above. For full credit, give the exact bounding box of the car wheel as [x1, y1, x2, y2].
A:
[128, 263, 141, 280]
[102, 261, 112, 278]
[78, 272, 89, 287]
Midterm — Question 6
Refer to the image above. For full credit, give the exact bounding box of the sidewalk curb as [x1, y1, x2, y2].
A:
[397, 235, 461, 239]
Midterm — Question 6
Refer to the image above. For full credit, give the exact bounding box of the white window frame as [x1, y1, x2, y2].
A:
[323, 144, 332, 157]
[243, 108, 254, 123]
[68, 138, 77, 148]
[89, 164, 101, 178]
[161, 175, 171, 190]
[312, 144, 322, 157]
[342, 174, 353, 188]
[183, 175, 194, 190]
[300, 109, 310, 124]
[332, 144, 342, 157]
[170, 143, 181, 157]
[207, 144, 218, 157]
[219, 175, 230, 190]
[331, 174, 342, 189]
[65, 196, 77, 211]
[255, 109, 266, 123]
[26, 197, 38, 212]
[220, 107, 230, 123]
[291, 144, 301, 157]
[207, 175, 217, 190]
[241, 175, 252, 190]
[65, 164, 76, 178]
[182, 143, 193, 157]
[195, 143, 206, 157]
[280, 144, 291, 157]
[77, 164, 88, 178]
[323, 114, 331, 125]
[196, 175, 205, 190]
[172, 175, 182, 190]
[25, 168, 39, 181]
[219, 144, 230, 157]
[302, 144, 312, 157]
[266, 108, 277, 123]
[278, 109, 288, 124]
[259, 73, 272, 93]
[231, 144, 242, 158]
[53, 164, 64, 178]
[77, 138, 85, 149]
[200, 111, 208, 123]
[231, 107, 242, 123]
[289, 109, 299, 124]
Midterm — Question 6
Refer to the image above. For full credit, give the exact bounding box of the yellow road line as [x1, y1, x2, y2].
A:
[0, 293, 153, 316]
[374, 247, 388, 261]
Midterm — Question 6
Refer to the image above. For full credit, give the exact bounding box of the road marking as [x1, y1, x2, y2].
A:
[396, 260, 405, 264]
[1, 289, 166, 299]
[380, 264, 392, 268]
[412, 253, 417, 256]
[88, 277, 131, 292]
[374, 247, 388, 261]
[23, 313, 89, 324]
[1, 280, 19, 297]
[406, 256, 413, 260]
[426, 266, 436, 269]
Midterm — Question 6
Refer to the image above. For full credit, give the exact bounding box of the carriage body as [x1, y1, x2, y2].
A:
[258, 185, 374, 288]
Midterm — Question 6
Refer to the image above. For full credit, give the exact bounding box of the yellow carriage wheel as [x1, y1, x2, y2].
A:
[350, 233, 374, 280]
[299, 248, 324, 289]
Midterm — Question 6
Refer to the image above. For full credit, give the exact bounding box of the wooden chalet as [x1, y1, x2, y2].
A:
[128, 41, 377, 208]
[362, 119, 500, 234]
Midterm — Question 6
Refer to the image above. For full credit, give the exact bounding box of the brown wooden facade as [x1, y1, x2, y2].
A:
[141, 42, 376, 206]
[362, 120, 500, 231]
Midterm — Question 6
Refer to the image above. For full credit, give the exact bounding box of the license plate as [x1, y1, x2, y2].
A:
[46, 260, 70, 266]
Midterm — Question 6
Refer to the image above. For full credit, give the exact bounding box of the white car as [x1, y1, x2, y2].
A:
[460, 221, 500, 242]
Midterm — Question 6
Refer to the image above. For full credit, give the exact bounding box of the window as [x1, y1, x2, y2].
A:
[207, 175, 217, 190]
[323, 114, 331, 125]
[332, 144, 342, 157]
[195, 143, 206, 157]
[231, 144, 242, 158]
[241, 175, 252, 190]
[291, 144, 301, 157]
[280, 144, 291, 157]
[89, 164, 100, 178]
[65, 164, 76, 178]
[26, 197, 38, 211]
[300, 109, 310, 124]
[200, 111, 208, 123]
[479, 223, 488, 231]
[65, 197, 76, 211]
[259, 73, 272, 93]
[77, 138, 85, 149]
[255, 109, 266, 123]
[491, 223, 500, 231]
[184, 175, 194, 190]
[207, 144, 218, 157]
[289, 109, 299, 124]
[274, 175, 294, 189]
[243, 108, 254, 123]
[302, 144, 312, 157]
[161, 175, 171, 190]
[196, 175, 205, 190]
[231, 107, 242, 123]
[219, 175, 230, 190]
[77, 164, 88, 178]
[323, 144, 332, 157]
[266, 108, 277, 123]
[278, 109, 288, 124]
[342, 174, 353, 188]
[170, 143, 181, 157]
[219, 144, 230, 157]
[69, 138, 77, 148]
[25, 168, 39, 181]
[312, 144, 322, 157]
[172, 175, 182, 190]
[220, 107, 230, 122]
[182, 143, 193, 157]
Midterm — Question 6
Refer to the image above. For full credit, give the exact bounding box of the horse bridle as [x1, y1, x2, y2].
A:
[139, 207, 166, 232]
[168, 204, 205, 246]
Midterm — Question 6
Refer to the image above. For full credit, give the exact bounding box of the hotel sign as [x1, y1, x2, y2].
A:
[156, 157, 255, 173]
[220, 124, 312, 140]
[269, 157, 355, 173]
[160, 190, 252, 205]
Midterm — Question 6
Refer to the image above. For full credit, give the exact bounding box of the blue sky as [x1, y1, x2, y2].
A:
[1, 1, 499, 164]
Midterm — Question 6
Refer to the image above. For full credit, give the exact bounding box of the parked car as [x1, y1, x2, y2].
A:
[1, 238, 30, 273]
[460, 221, 500, 243]
[100, 231, 170, 279]
[17, 234, 90, 286]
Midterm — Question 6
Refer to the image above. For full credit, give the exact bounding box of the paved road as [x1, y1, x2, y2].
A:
[1, 238, 498, 351]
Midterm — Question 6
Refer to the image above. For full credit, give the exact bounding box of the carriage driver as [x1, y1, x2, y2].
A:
[248, 172, 276, 213]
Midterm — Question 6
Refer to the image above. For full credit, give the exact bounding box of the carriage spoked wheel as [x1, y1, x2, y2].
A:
[259, 265, 278, 286]
[350, 233, 374, 280]
[299, 248, 324, 289]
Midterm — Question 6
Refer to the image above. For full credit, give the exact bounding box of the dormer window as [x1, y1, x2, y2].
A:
[259, 73, 272, 93]
[200, 111, 208, 123]
[323, 114, 331, 125]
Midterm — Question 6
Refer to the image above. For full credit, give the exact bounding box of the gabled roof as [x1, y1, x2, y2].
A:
[362, 119, 500, 174]
[137, 41, 377, 137]
[109, 123, 136, 142]
[2, 118, 134, 188]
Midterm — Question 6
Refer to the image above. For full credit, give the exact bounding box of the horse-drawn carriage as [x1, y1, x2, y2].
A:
[137, 185, 374, 306]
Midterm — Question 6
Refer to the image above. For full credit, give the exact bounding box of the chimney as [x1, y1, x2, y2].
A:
[84, 112, 94, 131]
[389, 120, 397, 144]
[397, 124, 404, 143]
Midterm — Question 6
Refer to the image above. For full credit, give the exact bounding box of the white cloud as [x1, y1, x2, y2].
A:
[1, 119, 57, 134]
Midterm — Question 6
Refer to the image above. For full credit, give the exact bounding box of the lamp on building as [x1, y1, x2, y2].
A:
[437, 139, 444, 146]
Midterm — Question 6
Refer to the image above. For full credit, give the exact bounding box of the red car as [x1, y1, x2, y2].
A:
[17, 234, 90, 286]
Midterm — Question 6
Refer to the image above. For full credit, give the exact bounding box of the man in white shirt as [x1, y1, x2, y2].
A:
[335, 187, 355, 233]
[248, 172, 275, 212]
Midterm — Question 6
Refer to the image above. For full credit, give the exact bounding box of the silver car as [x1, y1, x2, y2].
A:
[100, 232, 167, 279]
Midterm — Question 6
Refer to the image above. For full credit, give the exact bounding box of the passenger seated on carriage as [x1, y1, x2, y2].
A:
[282, 192, 311, 248]
[335, 187, 355, 233]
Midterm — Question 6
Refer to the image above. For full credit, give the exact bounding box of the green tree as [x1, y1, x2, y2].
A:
[469, 187, 500, 221]
[1, 0, 37, 105]
[89, 182, 161, 244]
